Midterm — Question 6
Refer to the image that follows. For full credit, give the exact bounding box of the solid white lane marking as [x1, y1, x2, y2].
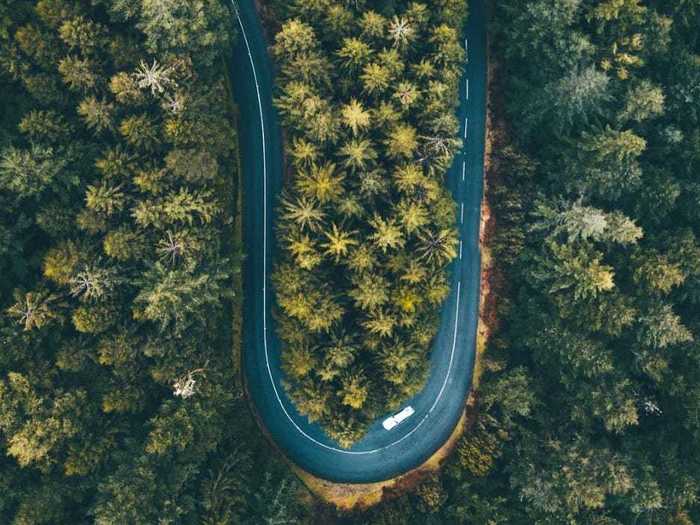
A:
[235, 3, 347, 455]
[460, 203, 464, 224]
[427, 282, 461, 415]
[235, 2, 466, 456]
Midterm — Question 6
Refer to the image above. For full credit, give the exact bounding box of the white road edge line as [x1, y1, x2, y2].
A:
[235, 1, 464, 456]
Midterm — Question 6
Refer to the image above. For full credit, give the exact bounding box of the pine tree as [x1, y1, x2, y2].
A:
[280, 194, 326, 232]
[340, 98, 371, 136]
[340, 138, 377, 171]
[416, 227, 458, 265]
[349, 273, 389, 311]
[132, 262, 231, 334]
[43, 240, 83, 286]
[384, 123, 418, 158]
[369, 214, 405, 253]
[337, 38, 373, 70]
[0, 145, 66, 197]
[58, 56, 98, 92]
[338, 370, 369, 409]
[7, 289, 61, 331]
[295, 162, 344, 203]
[361, 62, 391, 94]
[119, 114, 160, 151]
[78, 96, 115, 133]
[58, 16, 107, 55]
[321, 223, 357, 262]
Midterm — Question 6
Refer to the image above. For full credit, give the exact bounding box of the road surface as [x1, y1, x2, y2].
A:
[230, 0, 487, 483]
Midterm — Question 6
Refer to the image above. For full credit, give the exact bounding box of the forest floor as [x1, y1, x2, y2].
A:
[473, 37, 500, 393]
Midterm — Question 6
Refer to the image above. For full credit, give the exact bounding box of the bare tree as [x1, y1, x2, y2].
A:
[133, 59, 175, 95]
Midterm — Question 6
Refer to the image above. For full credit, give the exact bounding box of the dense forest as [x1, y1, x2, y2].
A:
[338, 0, 700, 523]
[0, 1, 313, 523]
[268, 0, 468, 445]
[2, 0, 700, 523]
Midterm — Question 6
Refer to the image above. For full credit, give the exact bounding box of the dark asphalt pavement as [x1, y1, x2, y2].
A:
[231, 0, 487, 483]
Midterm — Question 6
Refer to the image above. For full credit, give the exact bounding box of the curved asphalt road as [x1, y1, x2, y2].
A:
[231, 0, 487, 483]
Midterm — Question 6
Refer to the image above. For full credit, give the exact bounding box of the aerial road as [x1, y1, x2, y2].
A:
[230, 0, 487, 483]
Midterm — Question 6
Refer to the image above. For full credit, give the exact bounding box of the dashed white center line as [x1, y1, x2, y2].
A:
[463, 117, 468, 139]
[466, 78, 469, 100]
[460, 203, 464, 224]
[238, 0, 480, 464]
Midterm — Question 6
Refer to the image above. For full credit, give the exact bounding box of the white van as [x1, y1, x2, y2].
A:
[382, 406, 415, 430]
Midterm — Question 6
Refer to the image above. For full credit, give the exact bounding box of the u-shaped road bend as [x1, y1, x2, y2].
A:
[230, 0, 487, 483]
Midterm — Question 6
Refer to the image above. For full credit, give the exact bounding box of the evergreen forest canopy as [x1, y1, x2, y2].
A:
[270, 0, 468, 446]
[1, 0, 700, 523]
[0, 1, 313, 523]
[337, 0, 700, 523]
